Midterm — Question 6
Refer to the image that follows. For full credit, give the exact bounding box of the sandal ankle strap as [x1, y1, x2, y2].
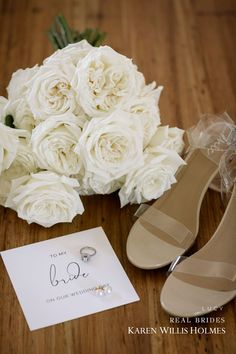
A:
[187, 112, 236, 165]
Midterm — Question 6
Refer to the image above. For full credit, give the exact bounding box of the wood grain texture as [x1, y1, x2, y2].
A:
[0, 0, 236, 353]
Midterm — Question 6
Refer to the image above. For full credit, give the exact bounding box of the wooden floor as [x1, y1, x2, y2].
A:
[0, 0, 236, 353]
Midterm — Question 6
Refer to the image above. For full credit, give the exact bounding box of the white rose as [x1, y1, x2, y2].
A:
[5, 171, 84, 227]
[0, 96, 8, 122]
[4, 99, 36, 131]
[76, 110, 144, 182]
[5, 66, 39, 131]
[11, 138, 38, 173]
[0, 172, 12, 206]
[7, 65, 39, 101]
[125, 86, 163, 147]
[140, 81, 163, 100]
[119, 147, 185, 207]
[0, 123, 28, 174]
[148, 125, 185, 154]
[44, 40, 93, 68]
[0, 138, 38, 205]
[77, 170, 124, 195]
[31, 113, 83, 176]
[73, 45, 144, 116]
[27, 63, 79, 122]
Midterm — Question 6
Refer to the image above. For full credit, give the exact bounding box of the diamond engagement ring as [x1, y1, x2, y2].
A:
[80, 246, 97, 262]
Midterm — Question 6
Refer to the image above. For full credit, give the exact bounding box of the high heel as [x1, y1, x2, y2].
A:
[126, 113, 236, 269]
[160, 146, 236, 317]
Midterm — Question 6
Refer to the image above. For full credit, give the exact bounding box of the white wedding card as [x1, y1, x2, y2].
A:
[1, 227, 139, 330]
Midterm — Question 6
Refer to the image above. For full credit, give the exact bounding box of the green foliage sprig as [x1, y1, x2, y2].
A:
[48, 15, 106, 49]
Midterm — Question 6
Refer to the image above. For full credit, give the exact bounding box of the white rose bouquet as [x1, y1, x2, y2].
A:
[0, 16, 185, 227]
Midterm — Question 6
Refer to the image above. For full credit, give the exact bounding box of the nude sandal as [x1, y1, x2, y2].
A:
[160, 146, 236, 317]
[126, 113, 236, 269]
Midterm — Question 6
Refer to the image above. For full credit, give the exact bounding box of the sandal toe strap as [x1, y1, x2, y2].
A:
[140, 207, 194, 249]
[173, 258, 236, 291]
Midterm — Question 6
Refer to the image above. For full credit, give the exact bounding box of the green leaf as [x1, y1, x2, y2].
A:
[47, 30, 60, 50]
[5, 115, 15, 128]
[50, 23, 65, 49]
[79, 28, 106, 47]
[55, 17, 68, 47]
[48, 15, 106, 50]
[94, 32, 106, 47]
[57, 15, 74, 43]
